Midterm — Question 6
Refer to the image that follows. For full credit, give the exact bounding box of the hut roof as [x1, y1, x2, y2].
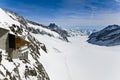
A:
[15, 36, 29, 49]
[0, 27, 9, 37]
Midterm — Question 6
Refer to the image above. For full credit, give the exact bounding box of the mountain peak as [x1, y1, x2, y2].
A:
[88, 24, 120, 46]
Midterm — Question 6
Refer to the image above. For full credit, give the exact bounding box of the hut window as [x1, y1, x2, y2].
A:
[8, 34, 16, 49]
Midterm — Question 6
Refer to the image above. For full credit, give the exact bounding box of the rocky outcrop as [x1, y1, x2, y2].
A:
[48, 23, 69, 42]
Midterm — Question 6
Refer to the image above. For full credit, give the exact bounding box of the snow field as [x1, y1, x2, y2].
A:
[33, 35, 120, 80]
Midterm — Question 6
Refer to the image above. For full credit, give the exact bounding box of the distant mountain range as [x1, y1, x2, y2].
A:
[88, 24, 120, 46]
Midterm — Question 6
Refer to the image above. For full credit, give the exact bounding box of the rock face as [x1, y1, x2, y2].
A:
[88, 24, 120, 46]
[48, 23, 69, 37]
[48, 23, 69, 42]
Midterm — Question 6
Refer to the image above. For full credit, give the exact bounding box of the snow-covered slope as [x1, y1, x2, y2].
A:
[88, 24, 120, 46]
[27, 22, 60, 38]
[3, 9, 65, 40]
[0, 8, 20, 30]
[35, 35, 120, 80]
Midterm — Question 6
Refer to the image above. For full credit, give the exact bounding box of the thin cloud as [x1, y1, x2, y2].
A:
[115, 0, 120, 2]
[48, 12, 120, 27]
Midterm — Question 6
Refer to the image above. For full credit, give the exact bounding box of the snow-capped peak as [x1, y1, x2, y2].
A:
[88, 24, 120, 46]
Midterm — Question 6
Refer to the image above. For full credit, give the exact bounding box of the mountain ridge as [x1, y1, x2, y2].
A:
[3, 8, 70, 42]
[88, 24, 120, 46]
[0, 8, 52, 80]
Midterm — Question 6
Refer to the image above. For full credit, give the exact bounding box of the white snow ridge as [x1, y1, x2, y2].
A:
[0, 8, 120, 80]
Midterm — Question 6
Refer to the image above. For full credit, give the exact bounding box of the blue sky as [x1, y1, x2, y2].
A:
[1, 0, 120, 28]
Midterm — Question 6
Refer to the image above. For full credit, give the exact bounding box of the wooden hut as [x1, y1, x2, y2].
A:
[0, 27, 29, 59]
